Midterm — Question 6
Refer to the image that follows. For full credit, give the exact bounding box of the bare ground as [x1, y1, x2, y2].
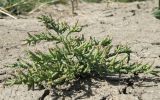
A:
[1, 0, 160, 100]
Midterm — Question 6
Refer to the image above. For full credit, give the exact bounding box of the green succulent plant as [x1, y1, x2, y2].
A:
[153, 9, 160, 19]
[6, 15, 158, 90]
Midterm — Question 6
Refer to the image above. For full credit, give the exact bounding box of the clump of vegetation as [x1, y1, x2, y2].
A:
[0, 0, 67, 15]
[153, 0, 160, 19]
[6, 15, 158, 91]
[153, 9, 160, 19]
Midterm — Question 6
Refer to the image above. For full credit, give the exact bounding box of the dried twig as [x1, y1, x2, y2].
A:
[0, 7, 17, 19]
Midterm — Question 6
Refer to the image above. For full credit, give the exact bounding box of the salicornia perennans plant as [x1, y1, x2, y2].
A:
[153, 0, 160, 19]
[7, 15, 158, 90]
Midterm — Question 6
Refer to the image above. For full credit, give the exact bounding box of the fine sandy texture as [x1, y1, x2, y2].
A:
[0, 0, 160, 100]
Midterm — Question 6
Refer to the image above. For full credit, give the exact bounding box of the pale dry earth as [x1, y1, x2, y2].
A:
[0, 0, 160, 100]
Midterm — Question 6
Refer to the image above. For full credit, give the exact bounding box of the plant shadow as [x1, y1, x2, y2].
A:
[51, 77, 96, 100]
[39, 75, 160, 100]
[49, 75, 130, 99]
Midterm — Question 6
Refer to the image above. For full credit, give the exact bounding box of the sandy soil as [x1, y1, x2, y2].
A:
[0, 0, 160, 100]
